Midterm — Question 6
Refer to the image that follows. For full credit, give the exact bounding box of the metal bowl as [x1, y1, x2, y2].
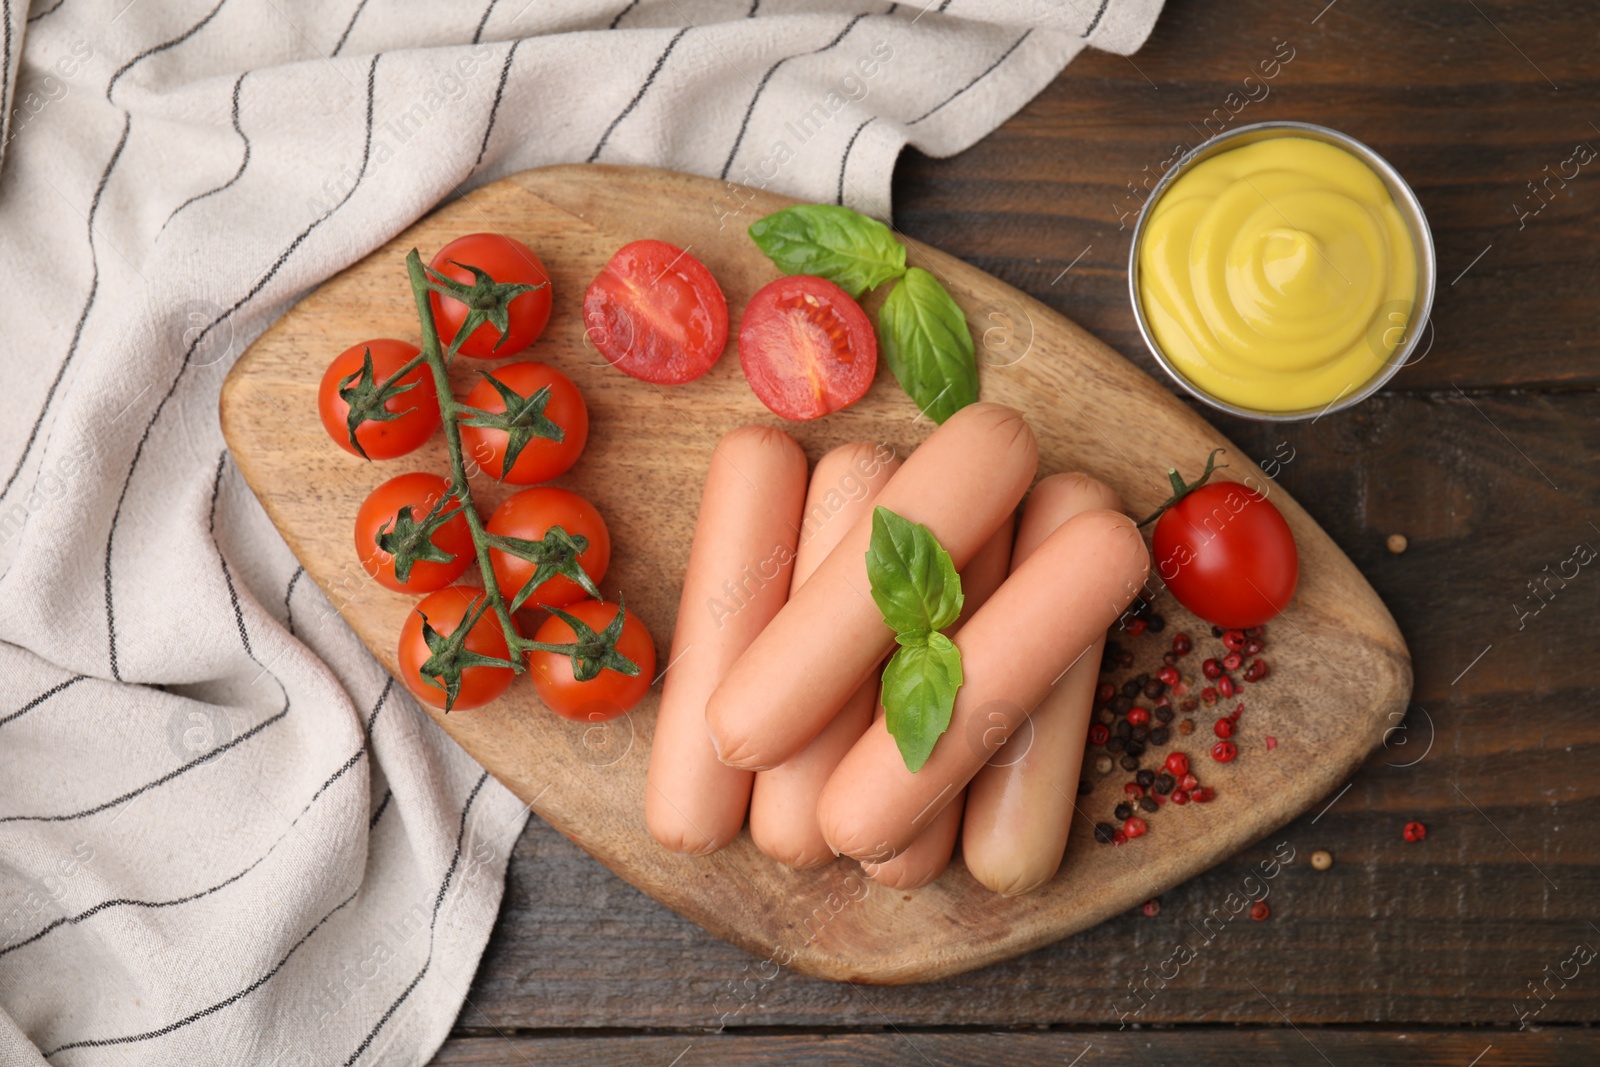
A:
[1126, 120, 1436, 422]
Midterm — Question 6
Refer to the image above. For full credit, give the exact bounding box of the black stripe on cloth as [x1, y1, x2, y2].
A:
[2, 0, 13, 150]
[105, 0, 228, 103]
[748, 0, 760, 14]
[0, 696, 287, 824]
[2, 680, 391, 960]
[0, 674, 87, 730]
[40, 886, 360, 1056]
[0, 113, 129, 506]
[331, 0, 370, 56]
[906, 28, 1032, 125]
[472, 0, 497, 44]
[718, 12, 871, 180]
[104, 53, 380, 681]
[283, 565, 304, 636]
[473, 37, 521, 168]
[341, 772, 491, 1066]
[608, 0, 640, 30]
[208, 452, 252, 658]
[26, 0, 63, 23]
[368, 787, 393, 828]
[586, 25, 691, 164]
[1083, 0, 1112, 37]
[835, 116, 872, 204]
[160, 71, 251, 235]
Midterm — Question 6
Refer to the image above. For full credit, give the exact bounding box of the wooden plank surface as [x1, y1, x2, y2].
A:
[435, 0, 1600, 1043]
[433, 1031, 1596, 1066]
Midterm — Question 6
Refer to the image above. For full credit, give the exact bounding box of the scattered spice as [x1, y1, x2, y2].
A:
[1123, 817, 1148, 839]
[1094, 823, 1116, 844]
[1139, 795, 1158, 813]
[1178, 718, 1195, 735]
[1211, 740, 1238, 763]
[1115, 802, 1134, 821]
[1265, 736, 1278, 751]
[1127, 707, 1150, 726]
[1311, 849, 1333, 871]
[1250, 900, 1270, 921]
[1214, 717, 1235, 739]
[1142, 898, 1161, 917]
[1164, 752, 1190, 777]
[1403, 821, 1427, 843]
[1244, 659, 1270, 683]
[1088, 724, 1110, 745]
[1387, 533, 1408, 554]
[1094, 754, 1113, 775]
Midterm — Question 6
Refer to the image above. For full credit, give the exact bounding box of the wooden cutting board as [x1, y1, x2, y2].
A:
[219, 164, 1411, 985]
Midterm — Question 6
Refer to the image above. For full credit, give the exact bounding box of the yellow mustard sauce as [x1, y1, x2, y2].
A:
[1138, 136, 1417, 412]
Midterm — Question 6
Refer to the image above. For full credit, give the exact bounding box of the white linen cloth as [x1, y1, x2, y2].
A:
[0, 1, 1162, 1063]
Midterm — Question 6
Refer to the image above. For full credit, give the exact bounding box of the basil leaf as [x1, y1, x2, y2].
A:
[881, 633, 963, 772]
[748, 205, 907, 298]
[877, 267, 978, 424]
[865, 506, 964, 635]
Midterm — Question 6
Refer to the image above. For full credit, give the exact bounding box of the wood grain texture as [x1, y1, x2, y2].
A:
[433, 1031, 1596, 1067]
[220, 163, 1409, 984]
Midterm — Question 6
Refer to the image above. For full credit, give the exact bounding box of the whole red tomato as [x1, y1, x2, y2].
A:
[527, 599, 654, 721]
[1150, 463, 1298, 629]
[428, 234, 553, 359]
[318, 338, 439, 460]
[354, 472, 475, 593]
[458, 361, 588, 484]
[398, 586, 516, 710]
[486, 487, 610, 611]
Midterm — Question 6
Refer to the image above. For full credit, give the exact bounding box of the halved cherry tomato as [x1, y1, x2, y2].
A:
[486, 487, 610, 611]
[398, 586, 516, 710]
[428, 234, 553, 359]
[355, 472, 475, 593]
[318, 339, 439, 459]
[458, 361, 589, 484]
[1153, 480, 1299, 629]
[583, 239, 729, 384]
[527, 599, 655, 721]
[738, 275, 877, 420]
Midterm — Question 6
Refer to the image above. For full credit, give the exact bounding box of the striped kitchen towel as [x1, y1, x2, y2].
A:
[0, 1, 1162, 1064]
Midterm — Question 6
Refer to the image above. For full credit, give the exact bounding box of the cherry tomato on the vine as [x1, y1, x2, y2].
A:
[1151, 477, 1298, 629]
[318, 338, 439, 460]
[738, 274, 877, 420]
[355, 472, 475, 593]
[458, 361, 589, 485]
[486, 487, 610, 611]
[583, 239, 728, 384]
[527, 599, 654, 721]
[398, 586, 516, 711]
[428, 234, 553, 359]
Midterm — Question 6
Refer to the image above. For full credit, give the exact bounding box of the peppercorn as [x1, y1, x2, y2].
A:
[1192, 786, 1215, 803]
[1143, 680, 1166, 701]
[1096, 707, 1115, 726]
[1127, 707, 1150, 727]
[1131, 723, 1150, 743]
[1139, 796, 1158, 813]
[1120, 754, 1142, 771]
[1244, 659, 1269, 683]
[1094, 754, 1114, 775]
[1222, 651, 1244, 673]
[1088, 724, 1110, 745]
[1124, 739, 1146, 758]
[1222, 629, 1247, 652]
[1178, 718, 1195, 735]
[1124, 817, 1148, 838]
[1078, 779, 1094, 796]
[1114, 802, 1133, 821]
[1156, 665, 1181, 688]
[1112, 695, 1134, 714]
[1112, 829, 1129, 844]
[1096, 682, 1116, 704]
[1136, 769, 1156, 789]
[1117, 650, 1134, 668]
[1243, 638, 1264, 657]
[1141, 898, 1161, 917]
[1127, 618, 1148, 637]
[1311, 850, 1333, 871]
[1202, 658, 1223, 680]
[1218, 675, 1238, 698]
[1094, 822, 1116, 844]
[1171, 789, 1190, 805]
[1214, 717, 1235, 739]
[1164, 752, 1189, 777]
[1154, 773, 1175, 795]
[1114, 719, 1132, 740]
[1211, 740, 1238, 762]
[1107, 736, 1126, 753]
[1403, 821, 1427, 843]
[1150, 726, 1170, 746]
[1180, 697, 1198, 713]
[1387, 533, 1408, 554]
[1211, 625, 1224, 637]
[1148, 614, 1166, 633]
[1249, 900, 1270, 921]
[1122, 679, 1142, 698]
[1154, 705, 1175, 724]
[1173, 632, 1193, 656]
[1244, 626, 1264, 640]
[1162, 651, 1179, 667]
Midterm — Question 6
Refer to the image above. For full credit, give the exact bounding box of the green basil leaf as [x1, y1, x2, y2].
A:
[865, 506, 964, 635]
[881, 633, 963, 773]
[748, 205, 907, 298]
[877, 267, 978, 424]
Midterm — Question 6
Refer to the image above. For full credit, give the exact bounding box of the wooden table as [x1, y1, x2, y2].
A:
[432, 1, 1599, 1061]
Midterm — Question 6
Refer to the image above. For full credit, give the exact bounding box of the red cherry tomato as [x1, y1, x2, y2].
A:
[428, 233, 553, 359]
[527, 599, 654, 721]
[583, 239, 729, 384]
[354, 472, 475, 593]
[1152, 480, 1299, 628]
[486, 487, 610, 611]
[457, 361, 589, 484]
[318, 339, 439, 460]
[398, 586, 516, 710]
[738, 275, 877, 420]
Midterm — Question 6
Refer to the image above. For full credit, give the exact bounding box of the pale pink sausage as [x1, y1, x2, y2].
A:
[749, 443, 901, 869]
[817, 508, 1150, 862]
[708, 403, 1038, 770]
[864, 514, 1014, 889]
[962, 473, 1123, 895]
[646, 426, 807, 855]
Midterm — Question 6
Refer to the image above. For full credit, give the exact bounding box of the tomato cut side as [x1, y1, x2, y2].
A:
[737, 275, 877, 421]
[583, 239, 729, 384]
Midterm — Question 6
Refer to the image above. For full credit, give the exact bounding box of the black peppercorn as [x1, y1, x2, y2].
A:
[1131, 723, 1150, 743]
[1114, 802, 1133, 821]
[1125, 739, 1146, 758]
[1143, 680, 1165, 701]
[1120, 754, 1141, 772]
[1148, 614, 1166, 633]
[1136, 769, 1156, 789]
[1112, 695, 1134, 714]
[1114, 719, 1133, 740]
[1096, 707, 1115, 726]
[1095, 822, 1116, 844]
[1154, 705, 1175, 724]
[1139, 796, 1158, 813]
[1077, 778, 1093, 796]
[1150, 725, 1171, 746]
[1121, 679, 1142, 699]
[1155, 773, 1175, 795]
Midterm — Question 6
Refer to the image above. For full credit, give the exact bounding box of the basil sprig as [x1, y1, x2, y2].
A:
[748, 205, 979, 424]
[865, 506, 965, 772]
